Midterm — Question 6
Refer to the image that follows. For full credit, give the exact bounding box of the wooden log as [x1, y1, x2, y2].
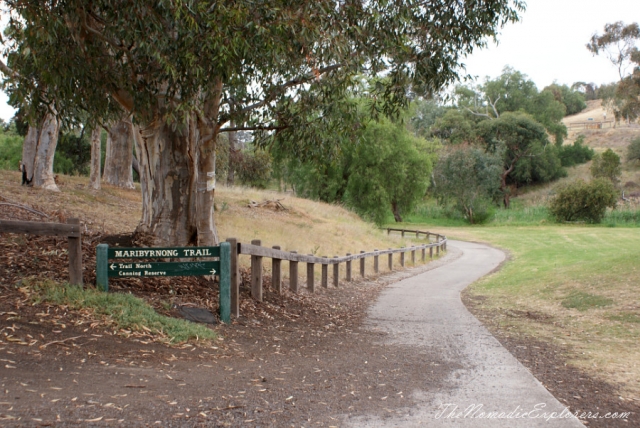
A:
[346, 253, 352, 282]
[251, 239, 263, 301]
[289, 251, 298, 293]
[360, 251, 365, 277]
[67, 218, 83, 286]
[333, 256, 339, 287]
[0, 219, 81, 237]
[321, 258, 328, 288]
[307, 256, 315, 293]
[400, 248, 405, 267]
[374, 250, 379, 273]
[388, 249, 393, 271]
[272, 245, 282, 294]
[226, 238, 239, 317]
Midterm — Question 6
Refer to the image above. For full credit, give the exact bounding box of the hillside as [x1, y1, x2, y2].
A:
[514, 100, 640, 204]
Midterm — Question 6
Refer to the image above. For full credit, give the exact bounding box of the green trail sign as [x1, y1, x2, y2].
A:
[95, 243, 231, 323]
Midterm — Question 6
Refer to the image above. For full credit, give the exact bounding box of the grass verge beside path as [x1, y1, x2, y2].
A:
[22, 279, 216, 344]
[407, 224, 640, 399]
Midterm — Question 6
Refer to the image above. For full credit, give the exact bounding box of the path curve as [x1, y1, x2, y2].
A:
[346, 240, 584, 427]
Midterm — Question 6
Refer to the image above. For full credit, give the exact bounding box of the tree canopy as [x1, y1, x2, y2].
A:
[1, 0, 525, 245]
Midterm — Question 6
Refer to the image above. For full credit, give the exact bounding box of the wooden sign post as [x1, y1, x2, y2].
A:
[96, 242, 231, 323]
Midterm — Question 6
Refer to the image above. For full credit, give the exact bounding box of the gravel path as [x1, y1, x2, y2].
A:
[346, 240, 585, 427]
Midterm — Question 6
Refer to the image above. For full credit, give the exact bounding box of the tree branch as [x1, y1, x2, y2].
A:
[218, 125, 288, 133]
[230, 63, 344, 118]
[0, 59, 19, 80]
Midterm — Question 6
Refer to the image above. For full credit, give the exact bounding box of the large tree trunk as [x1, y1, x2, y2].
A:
[89, 127, 101, 189]
[21, 112, 60, 192]
[103, 120, 135, 189]
[391, 200, 403, 222]
[132, 117, 219, 247]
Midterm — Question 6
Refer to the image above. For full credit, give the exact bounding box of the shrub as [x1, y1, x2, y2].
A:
[627, 136, 640, 162]
[559, 135, 594, 167]
[590, 148, 621, 185]
[237, 149, 272, 189]
[549, 178, 618, 223]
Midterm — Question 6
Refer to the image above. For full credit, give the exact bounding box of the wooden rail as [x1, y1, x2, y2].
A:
[226, 228, 447, 318]
[0, 218, 83, 286]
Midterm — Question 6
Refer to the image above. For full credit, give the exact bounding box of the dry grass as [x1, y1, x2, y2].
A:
[425, 225, 640, 400]
[1, 170, 436, 280]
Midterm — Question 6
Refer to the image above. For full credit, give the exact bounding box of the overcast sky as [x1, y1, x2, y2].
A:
[1, 0, 639, 121]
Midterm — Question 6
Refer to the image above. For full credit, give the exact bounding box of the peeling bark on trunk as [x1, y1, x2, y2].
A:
[21, 112, 60, 192]
[103, 120, 135, 189]
[133, 120, 197, 246]
[132, 117, 218, 247]
[89, 127, 101, 190]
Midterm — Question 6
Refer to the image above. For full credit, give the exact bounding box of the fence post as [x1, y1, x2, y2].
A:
[400, 247, 405, 267]
[272, 245, 282, 294]
[388, 249, 393, 271]
[251, 239, 263, 301]
[96, 243, 108, 291]
[67, 218, 83, 286]
[333, 256, 339, 287]
[430, 246, 433, 259]
[307, 256, 315, 293]
[436, 244, 440, 256]
[322, 257, 328, 288]
[401, 230, 405, 237]
[226, 238, 239, 317]
[219, 242, 231, 324]
[416, 231, 419, 239]
[421, 246, 426, 262]
[290, 251, 298, 293]
[411, 247, 416, 265]
[374, 250, 379, 273]
[346, 253, 352, 282]
[360, 251, 365, 277]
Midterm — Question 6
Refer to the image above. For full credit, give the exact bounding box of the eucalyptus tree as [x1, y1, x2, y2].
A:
[1, 0, 524, 246]
[103, 119, 135, 189]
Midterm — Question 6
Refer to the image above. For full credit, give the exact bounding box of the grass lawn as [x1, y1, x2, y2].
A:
[404, 223, 640, 399]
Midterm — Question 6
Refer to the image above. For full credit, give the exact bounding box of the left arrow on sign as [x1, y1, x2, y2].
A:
[110, 264, 117, 270]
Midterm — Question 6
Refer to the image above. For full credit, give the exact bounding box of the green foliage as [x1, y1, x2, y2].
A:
[408, 99, 448, 138]
[477, 112, 564, 189]
[31, 280, 216, 343]
[460, 67, 569, 144]
[433, 146, 502, 224]
[627, 136, 640, 162]
[590, 149, 622, 185]
[542, 83, 587, 116]
[3, 0, 525, 149]
[0, 128, 23, 170]
[558, 135, 595, 167]
[344, 119, 434, 225]
[237, 149, 272, 189]
[549, 178, 618, 223]
[430, 109, 478, 145]
[561, 291, 614, 311]
[54, 130, 92, 176]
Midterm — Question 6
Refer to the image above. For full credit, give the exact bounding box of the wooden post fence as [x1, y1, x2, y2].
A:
[0, 218, 83, 286]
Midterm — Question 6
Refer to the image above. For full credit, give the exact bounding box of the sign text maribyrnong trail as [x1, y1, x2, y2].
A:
[95, 243, 231, 323]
